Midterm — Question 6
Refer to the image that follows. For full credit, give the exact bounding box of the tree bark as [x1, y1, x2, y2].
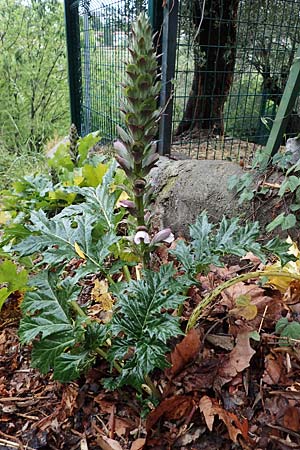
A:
[176, 0, 239, 136]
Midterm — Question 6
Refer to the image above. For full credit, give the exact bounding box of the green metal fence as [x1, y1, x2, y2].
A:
[64, 0, 300, 160]
[171, 0, 300, 162]
[64, 0, 146, 142]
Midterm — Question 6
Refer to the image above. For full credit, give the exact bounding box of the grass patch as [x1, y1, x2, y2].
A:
[0, 144, 47, 191]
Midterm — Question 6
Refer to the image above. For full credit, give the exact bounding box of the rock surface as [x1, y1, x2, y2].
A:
[150, 158, 244, 237]
[286, 136, 300, 165]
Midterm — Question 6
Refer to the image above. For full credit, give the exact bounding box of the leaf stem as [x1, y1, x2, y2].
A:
[95, 348, 123, 373]
[116, 241, 131, 282]
[135, 194, 145, 227]
[69, 302, 123, 374]
[123, 264, 132, 282]
[186, 270, 300, 332]
[144, 374, 161, 399]
[70, 300, 88, 318]
[70, 301, 156, 395]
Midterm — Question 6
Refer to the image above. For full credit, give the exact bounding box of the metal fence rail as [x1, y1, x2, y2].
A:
[64, 0, 300, 161]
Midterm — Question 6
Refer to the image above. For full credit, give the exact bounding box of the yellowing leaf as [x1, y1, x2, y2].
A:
[117, 248, 139, 263]
[116, 191, 129, 207]
[82, 163, 108, 187]
[91, 279, 114, 311]
[0, 287, 10, 311]
[0, 210, 11, 225]
[285, 236, 300, 257]
[73, 175, 85, 186]
[232, 294, 258, 320]
[74, 242, 86, 259]
[265, 238, 300, 293]
[48, 190, 77, 204]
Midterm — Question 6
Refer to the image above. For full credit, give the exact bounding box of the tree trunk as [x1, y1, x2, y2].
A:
[176, 0, 239, 136]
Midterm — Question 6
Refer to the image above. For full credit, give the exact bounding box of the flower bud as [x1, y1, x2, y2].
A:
[150, 228, 175, 245]
[119, 200, 135, 209]
[115, 155, 132, 177]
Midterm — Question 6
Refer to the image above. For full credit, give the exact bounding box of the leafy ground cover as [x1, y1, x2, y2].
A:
[1, 13, 300, 450]
[1, 254, 300, 450]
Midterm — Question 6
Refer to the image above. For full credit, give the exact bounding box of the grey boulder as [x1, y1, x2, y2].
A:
[150, 158, 244, 237]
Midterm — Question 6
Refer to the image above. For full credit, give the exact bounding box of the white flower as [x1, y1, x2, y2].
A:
[134, 230, 151, 245]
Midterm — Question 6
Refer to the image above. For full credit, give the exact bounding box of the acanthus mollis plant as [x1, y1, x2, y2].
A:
[114, 12, 173, 264]
[68, 123, 80, 166]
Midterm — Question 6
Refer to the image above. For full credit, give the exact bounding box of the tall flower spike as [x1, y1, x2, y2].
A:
[69, 123, 79, 165]
[114, 12, 161, 229]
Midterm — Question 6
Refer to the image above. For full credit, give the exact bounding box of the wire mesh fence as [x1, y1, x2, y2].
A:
[83, 1, 146, 142]
[67, 0, 146, 144]
[171, 0, 300, 162]
[65, 0, 300, 160]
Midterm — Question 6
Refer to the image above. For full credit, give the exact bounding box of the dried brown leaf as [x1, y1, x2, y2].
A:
[283, 406, 300, 432]
[97, 435, 123, 450]
[199, 395, 215, 431]
[115, 417, 135, 437]
[146, 396, 194, 431]
[206, 334, 234, 351]
[220, 332, 256, 379]
[241, 252, 262, 265]
[221, 282, 265, 310]
[91, 279, 114, 311]
[130, 438, 146, 450]
[199, 395, 249, 443]
[262, 355, 282, 385]
[283, 280, 300, 305]
[168, 328, 202, 376]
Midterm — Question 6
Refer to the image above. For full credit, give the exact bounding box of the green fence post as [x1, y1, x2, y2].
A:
[158, 0, 178, 156]
[64, 0, 82, 135]
[264, 45, 300, 160]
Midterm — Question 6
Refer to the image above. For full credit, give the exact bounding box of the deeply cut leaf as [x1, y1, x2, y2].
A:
[19, 272, 78, 343]
[107, 264, 187, 389]
[19, 272, 108, 381]
[171, 212, 287, 277]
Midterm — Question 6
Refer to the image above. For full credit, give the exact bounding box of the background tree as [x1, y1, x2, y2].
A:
[175, 0, 300, 142]
[240, 0, 300, 141]
[0, 0, 69, 153]
[176, 0, 239, 137]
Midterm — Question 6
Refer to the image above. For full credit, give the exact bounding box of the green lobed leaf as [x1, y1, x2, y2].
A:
[81, 163, 108, 187]
[53, 351, 95, 382]
[279, 175, 300, 197]
[14, 209, 96, 261]
[107, 263, 185, 389]
[169, 240, 195, 275]
[13, 207, 118, 280]
[31, 331, 77, 374]
[290, 203, 300, 212]
[68, 160, 120, 231]
[172, 212, 291, 277]
[263, 237, 295, 266]
[275, 317, 300, 346]
[20, 271, 108, 381]
[266, 213, 285, 232]
[282, 213, 297, 231]
[48, 142, 74, 171]
[19, 272, 79, 343]
[77, 133, 100, 162]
